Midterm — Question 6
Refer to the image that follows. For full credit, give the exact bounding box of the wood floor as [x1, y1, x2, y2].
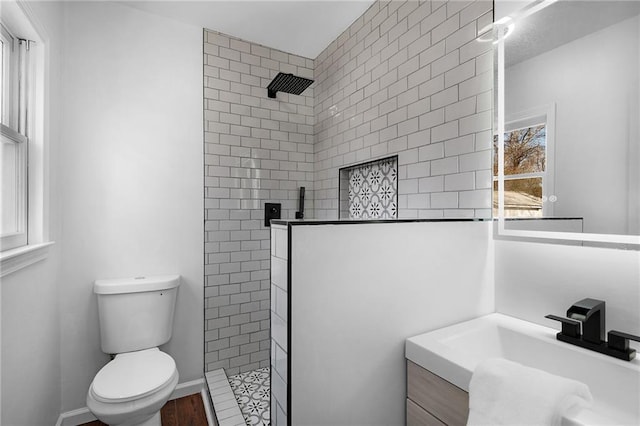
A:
[81, 393, 209, 426]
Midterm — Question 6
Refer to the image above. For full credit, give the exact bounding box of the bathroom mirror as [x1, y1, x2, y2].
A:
[494, 0, 640, 246]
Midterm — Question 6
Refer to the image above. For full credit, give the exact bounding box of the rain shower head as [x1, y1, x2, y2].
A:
[267, 72, 314, 98]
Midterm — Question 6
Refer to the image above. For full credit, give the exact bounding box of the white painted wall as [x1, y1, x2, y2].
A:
[289, 221, 495, 426]
[2, 255, 62, 425]
[494, 0, 535, 21]
[495, 240, 640, 336]
[58, 1, 203, 412]
[1, 1, 64, 424]
[505, 15, 640, 235]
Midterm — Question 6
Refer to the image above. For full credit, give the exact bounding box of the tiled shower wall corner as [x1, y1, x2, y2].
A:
[314, 0, 494, 219]
[203, 29, 315, 374]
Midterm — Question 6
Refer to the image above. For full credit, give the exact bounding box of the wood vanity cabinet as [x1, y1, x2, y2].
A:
[406, 360, 469, 426]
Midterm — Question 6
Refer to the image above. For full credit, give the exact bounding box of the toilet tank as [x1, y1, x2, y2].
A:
[94, 275, 180, 354]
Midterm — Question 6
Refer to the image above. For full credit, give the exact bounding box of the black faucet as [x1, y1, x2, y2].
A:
[566, 298, 605, 344]
[546, 298, 640, 361]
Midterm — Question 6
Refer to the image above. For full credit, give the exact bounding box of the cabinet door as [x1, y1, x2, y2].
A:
[407, 398, 446, 426]
[407, 360, 469, 426]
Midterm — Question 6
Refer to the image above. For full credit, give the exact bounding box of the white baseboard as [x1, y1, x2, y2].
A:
[54, 407, 95, 426]
[55, 378, 206, 426]
[171, 378, 206, 400]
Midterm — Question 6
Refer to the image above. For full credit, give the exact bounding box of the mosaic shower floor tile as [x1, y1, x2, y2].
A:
[228, 367, 271, 426]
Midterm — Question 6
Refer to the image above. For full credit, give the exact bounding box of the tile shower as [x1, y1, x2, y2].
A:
[203, 0, 494, 423]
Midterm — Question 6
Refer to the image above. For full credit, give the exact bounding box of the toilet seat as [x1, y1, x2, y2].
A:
[91, 348, 176, 403]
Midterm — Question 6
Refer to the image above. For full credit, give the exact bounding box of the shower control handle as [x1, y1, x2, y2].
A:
[295, 187, 305, 219]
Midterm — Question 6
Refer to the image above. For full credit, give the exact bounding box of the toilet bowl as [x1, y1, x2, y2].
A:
[87, 275, 181, 426]
[87, 348, 179, 426]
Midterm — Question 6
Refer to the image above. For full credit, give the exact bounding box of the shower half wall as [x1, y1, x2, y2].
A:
[203, 29, 315, 374]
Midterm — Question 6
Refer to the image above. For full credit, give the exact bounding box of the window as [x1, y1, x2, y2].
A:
[1, 22, 30, 251]
[493, 106, 555, 218]
[1, 123, 28, 251]
[1, 24, 13, 124]
[0, 1, 50, 274]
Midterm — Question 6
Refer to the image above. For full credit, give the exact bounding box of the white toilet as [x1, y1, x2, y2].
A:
[87, 275, 181, 426]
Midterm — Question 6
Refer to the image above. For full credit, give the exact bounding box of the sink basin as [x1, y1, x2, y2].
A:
[406, 313, 640, 426]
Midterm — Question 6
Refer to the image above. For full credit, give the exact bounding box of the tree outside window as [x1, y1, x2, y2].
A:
[493, 124, 547, 217]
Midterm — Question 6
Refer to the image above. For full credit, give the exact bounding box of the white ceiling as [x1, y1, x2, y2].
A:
[120, 0, 376, 59]
[506, 1, 640, 67]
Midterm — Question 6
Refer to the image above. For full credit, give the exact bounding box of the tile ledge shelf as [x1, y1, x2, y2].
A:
[0, 241, 55, 278]
[271, 218, 492, 226]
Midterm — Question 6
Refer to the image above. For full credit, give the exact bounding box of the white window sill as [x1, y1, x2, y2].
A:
[0, 242, 54, 278]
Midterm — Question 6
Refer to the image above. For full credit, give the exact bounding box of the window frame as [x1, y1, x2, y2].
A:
[494, 103, 556, 218]
[1, 124, 28, 251]
[0, 0, 53, 275]
[1, 23, 18, 128]
[0, 22, 29, 252]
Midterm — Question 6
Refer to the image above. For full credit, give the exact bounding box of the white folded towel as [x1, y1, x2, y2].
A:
[467, 358, 593, 426]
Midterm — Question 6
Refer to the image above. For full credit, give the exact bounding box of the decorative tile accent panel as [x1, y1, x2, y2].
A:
[340, 157, 398, 219]
[313, 0, 494, 220]
[203, 30, 314, 375]
[229, 367, 271, 426]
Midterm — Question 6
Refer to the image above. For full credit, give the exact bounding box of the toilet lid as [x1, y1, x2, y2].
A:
[92, 348, 176, 403]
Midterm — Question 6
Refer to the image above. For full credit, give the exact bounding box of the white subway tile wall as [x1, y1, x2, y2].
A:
[313, 0, 493, 219]
[204, 30, 314, 374]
